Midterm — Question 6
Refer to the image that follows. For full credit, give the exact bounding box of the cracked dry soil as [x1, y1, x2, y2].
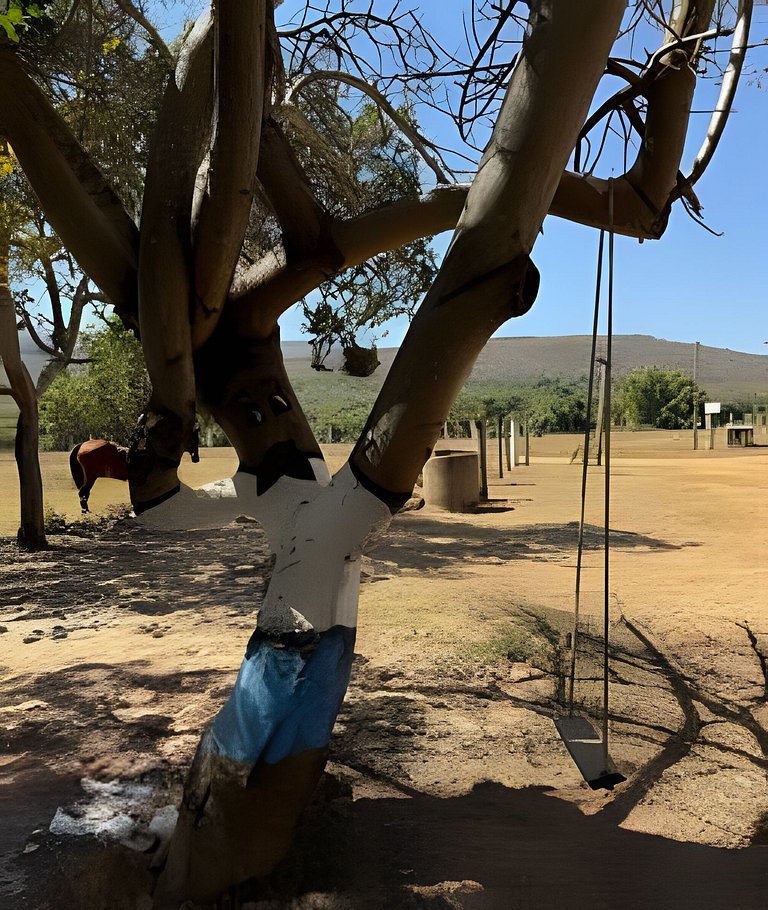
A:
[0, 439, 767, 909]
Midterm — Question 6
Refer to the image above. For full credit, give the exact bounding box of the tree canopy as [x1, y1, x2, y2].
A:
[613, 366, 705, 429]
[39, 316, 151, 449]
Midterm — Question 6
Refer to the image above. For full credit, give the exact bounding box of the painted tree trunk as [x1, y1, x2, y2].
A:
[148, 4, 627, 903]
[0, 237, 46, 550]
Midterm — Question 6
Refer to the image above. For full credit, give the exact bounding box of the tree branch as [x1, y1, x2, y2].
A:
[135, 10, 214, 504]
[288, 69, 454, 185]
[550, 0, 719, 238]
[114, 0, 175, 69]
[683, 0, 752, 192]
[255, 117, 342, 271]
[230, 183, 470, 339]
[191, 0, 269, 350]
[348, 0, 628, 499]
[0, 47, 139, 322]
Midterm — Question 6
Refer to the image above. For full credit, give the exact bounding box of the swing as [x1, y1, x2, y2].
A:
[554, 180, 626, 791]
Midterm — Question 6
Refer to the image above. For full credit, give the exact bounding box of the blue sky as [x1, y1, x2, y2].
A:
[66, 4, 768, 357]
[265, 2, 768, 355]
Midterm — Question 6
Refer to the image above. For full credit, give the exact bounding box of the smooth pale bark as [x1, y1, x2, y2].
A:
[0, 237, 46, 550]
[231, 184, 470, 338]
[350, 0, 628, 497]
[255, 118, 342, 272]
[0, 48, 138, 324]
[550, 0, 718, 237]
[134, 14, 214, 506]
[686, 0, 752, 190]
[191, 0, 268, 349]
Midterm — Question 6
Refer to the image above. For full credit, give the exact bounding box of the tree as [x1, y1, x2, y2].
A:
[613, 366, 705, 429]
[0, 0, 170, 547]
[0, 1, 755, 903]
[39, 316, 151, 449]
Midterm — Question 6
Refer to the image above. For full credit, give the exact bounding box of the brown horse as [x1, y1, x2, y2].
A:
[69, 439, 129, 512]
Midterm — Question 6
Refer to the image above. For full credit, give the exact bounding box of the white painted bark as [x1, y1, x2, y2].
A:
[136, 463, 391, 634]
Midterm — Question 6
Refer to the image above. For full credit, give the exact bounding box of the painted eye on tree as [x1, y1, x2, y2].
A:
[269, 391, 291, 415]
[251, 408, 264, 423]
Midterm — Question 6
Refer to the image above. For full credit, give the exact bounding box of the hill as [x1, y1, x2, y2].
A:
[4, 335, 765, 449]
[283, 334, 768, 403]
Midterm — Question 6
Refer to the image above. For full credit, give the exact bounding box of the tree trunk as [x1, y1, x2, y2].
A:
[0, 236, 47, 550]
[147, 5, 627, 903]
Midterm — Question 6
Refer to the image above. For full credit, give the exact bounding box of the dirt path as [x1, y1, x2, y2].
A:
[1, 439, 767, 908]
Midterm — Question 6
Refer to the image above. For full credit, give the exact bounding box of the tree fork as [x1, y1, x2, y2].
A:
[194, 318, 324, 484]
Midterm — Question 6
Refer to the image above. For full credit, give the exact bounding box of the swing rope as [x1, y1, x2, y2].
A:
[566, 179, 616, 773]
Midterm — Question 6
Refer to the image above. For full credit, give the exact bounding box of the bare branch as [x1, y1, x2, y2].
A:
[288, 69, 454, 184]
[684, 0, 753, 191]
[114, 0, 175, 69]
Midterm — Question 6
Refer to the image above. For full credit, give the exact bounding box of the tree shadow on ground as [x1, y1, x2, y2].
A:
[265, 778, 768, 910]
[0, 523, 271, 620]
[367, 517, 697, 575]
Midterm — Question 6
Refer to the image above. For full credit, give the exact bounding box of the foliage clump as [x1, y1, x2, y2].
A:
[39, 317, 150, 449]
[613, 367, 705, 429]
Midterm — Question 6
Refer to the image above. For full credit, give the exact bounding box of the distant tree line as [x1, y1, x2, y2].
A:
[39, 324, 735, 448]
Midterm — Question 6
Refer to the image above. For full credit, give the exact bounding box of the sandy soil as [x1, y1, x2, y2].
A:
[1, 436, 767, 908]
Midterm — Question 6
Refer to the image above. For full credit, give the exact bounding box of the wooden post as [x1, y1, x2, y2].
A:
[693, 340, 700, 451]
[505, 417, 512, 470]
[525, 420, 530, 466]
[497, 414, 504, 478]
[477, 419, 488, 500]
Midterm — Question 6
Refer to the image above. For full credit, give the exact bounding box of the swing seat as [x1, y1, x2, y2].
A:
[554, 716, 626, 791]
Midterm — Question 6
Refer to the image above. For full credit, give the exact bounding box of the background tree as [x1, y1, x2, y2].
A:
[613, 366, 706, 429]
[0, 1, 756, 903]
[39, 316, 151, 448]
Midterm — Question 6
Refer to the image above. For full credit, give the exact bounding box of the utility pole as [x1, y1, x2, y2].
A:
[693, 341, 700, 450]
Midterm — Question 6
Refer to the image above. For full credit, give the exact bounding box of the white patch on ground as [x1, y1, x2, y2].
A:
[48, 778, 177, 852]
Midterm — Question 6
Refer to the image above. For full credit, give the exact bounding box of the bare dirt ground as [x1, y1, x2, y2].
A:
[1, 433, 767, 909]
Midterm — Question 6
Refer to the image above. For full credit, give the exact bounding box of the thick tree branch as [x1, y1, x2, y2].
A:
[0, 47, 138, 322]
[191, 0, 268, 350]
[349, 0, 628, 498]
[0, 235, 45, 547]
[255, 117, 341, 271]
[230, 183, 470, 339]
[135, 11, 214, 506]
[288, 70, 454, 185]
[550, 0, 718, 238]
[17, 311, 57, 359]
